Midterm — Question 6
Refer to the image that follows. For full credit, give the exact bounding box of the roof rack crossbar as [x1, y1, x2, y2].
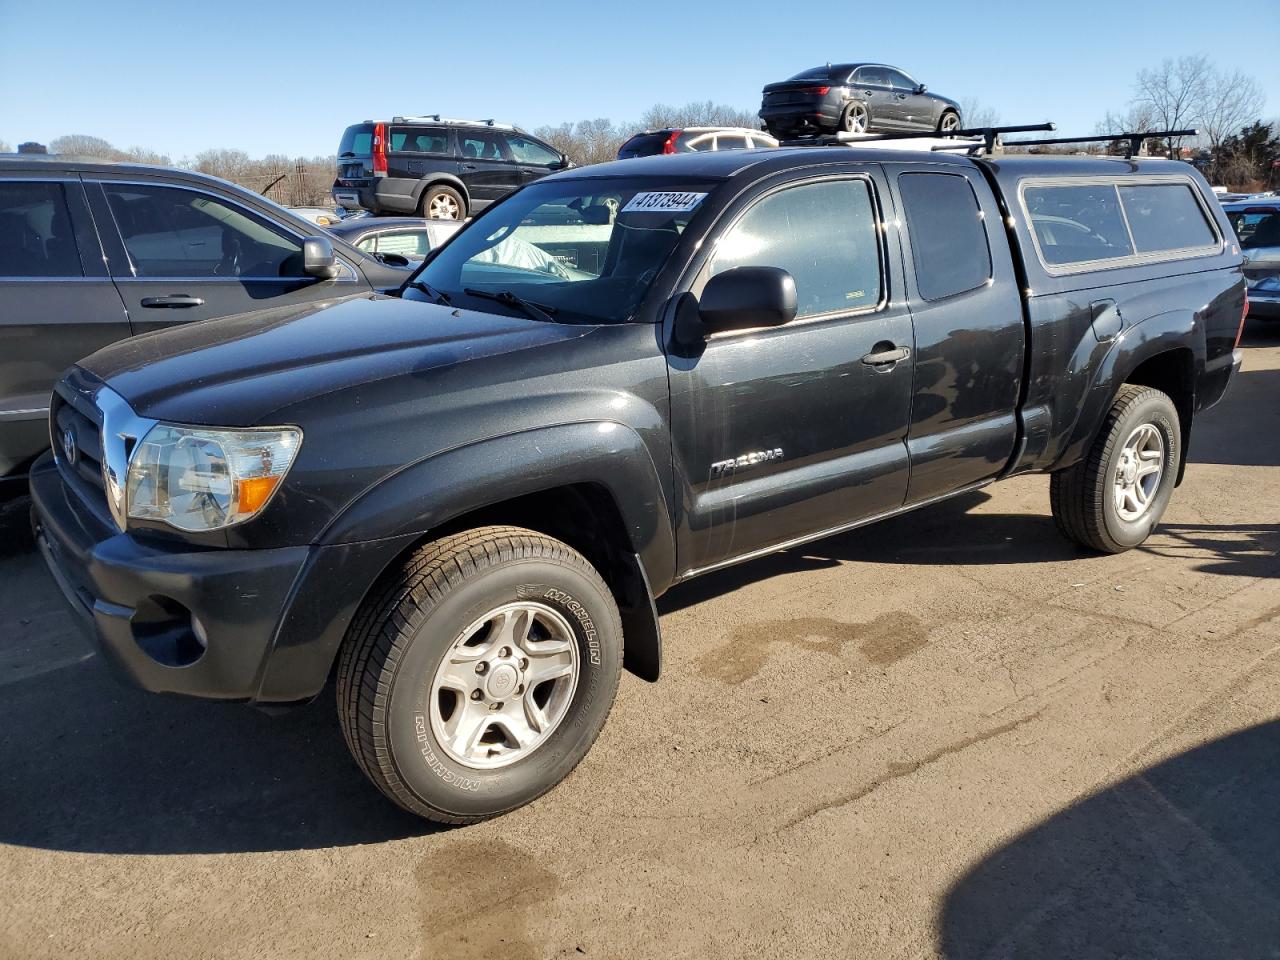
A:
[1004, 128, 1199, 159]
[780, 122, 1055, 155]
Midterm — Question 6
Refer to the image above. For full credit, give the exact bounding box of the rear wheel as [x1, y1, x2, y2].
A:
[420, 184, 465, 220]
[1050, 385, 1180, 553]
[336, 526, 623, 824]
[841, 102, 869, 134]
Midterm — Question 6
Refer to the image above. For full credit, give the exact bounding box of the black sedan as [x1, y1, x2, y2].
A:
[760, 63, 961, 137]
[324, 216, 461, 262]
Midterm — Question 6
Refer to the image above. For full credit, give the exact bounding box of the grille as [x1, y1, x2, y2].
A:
[50, 388, 109, 516]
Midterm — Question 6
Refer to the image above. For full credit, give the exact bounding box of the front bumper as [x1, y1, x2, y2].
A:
[29, 453, 417, 704]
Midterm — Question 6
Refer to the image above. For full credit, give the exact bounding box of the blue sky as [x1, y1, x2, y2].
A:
[1, 0, 1275, 159]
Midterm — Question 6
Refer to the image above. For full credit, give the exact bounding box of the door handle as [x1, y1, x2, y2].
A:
[862, 90, 875, 97]
[140, 295, 205, 308]
[896, 93, 908, 100]
[461, 163, 478, 171]
[861, 344, 911, 366]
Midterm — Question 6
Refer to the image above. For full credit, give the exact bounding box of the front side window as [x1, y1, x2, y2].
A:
[1023, 183, 1134, 266]
[1118, 183, 1217, 253]
[506, 135, 560, 166]
[372, 230, 432, 259]
[707, 179, 882, 318]
[0, 181, 82, 278]
[885, 69, 915, 90]
[103, 184, 303, 278]
[899, 173, 992, 300]
[409, 177, 717, 324]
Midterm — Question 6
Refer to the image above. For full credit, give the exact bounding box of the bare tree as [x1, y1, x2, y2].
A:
[958, 98, 1000, 129]
[191, 148, 255, 183]
[49, 134, 123, 159]
[533, 118, 633, 167]
[0, 139, 10, 154]
[121, 146, 171, 165]
[640, 101, 759, 131]
[1200, 68, 1264, 154]
[1132, 55, 1212, 155]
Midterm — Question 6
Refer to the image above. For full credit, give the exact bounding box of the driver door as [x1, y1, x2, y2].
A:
[86, 178, 359, 335]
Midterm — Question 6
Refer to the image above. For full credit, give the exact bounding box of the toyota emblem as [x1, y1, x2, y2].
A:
[61, 425, 78, 466]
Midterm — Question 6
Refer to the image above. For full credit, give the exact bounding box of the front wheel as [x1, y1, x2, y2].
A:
[1050, 385, 1181, 553]
[938, 110, 962, 133]
[336, 526, 623, 824]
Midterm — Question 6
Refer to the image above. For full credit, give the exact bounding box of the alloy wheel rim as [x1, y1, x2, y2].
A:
[429, 195, 459, 219]
[1113, 423, 1165, 522]
[428, 601, 579, 769]
[942, 114, 960, 131]
[847, 106, 868, 133]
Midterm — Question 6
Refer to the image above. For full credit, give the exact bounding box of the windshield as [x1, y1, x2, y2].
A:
[1228, 208, 1280, 249]
[406, 176, 719, 324]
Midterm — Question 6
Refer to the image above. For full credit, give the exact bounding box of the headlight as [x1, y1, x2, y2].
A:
[123, 424, 302, 532]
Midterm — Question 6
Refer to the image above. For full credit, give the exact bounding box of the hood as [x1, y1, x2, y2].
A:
[79, 293, 597, 426]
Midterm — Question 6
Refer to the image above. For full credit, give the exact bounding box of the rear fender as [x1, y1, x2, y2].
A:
[1052, 310, 1202, 473]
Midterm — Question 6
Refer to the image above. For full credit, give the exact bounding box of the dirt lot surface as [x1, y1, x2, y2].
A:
[2, 325, 1279, 960]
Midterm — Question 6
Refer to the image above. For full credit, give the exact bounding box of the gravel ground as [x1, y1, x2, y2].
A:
[2, 323, 1278, 960]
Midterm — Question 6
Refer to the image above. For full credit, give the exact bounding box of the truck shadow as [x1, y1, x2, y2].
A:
[939, 719, 1280, 958]
[660, 495, 1280, 614]
[0, 592, 432, 855]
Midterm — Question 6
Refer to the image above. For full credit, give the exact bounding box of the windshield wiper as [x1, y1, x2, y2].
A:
[405, 279, 452, 305]
[463, 288, 558, 323]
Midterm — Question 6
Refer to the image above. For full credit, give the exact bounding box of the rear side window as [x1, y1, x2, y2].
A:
[898, 173, 991, 300]
[708, 178, 882, 318]
[390, 128, 450, 154]
[338, 124, 374, 157]
[0, 181, 82, 278]
[1023, 179, 1220, 271]
[459, 130, 505, 161]
[1023, 184, 1134, 266]
[1118, 183, 1217, 253]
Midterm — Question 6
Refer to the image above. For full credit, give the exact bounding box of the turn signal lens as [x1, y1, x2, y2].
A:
[125, 425, 302, 532]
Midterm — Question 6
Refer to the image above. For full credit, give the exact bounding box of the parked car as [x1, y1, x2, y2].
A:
[33, 146, 1243, 825]
[332, 116, 570, 220]
[0, 155, 413, 494]
[289, 206, 344, 227]
[760, 63, 962, 137]
[1225, 198, 1280, 318]
[325, 216, 462, 261]
[617, 127, 778, 159]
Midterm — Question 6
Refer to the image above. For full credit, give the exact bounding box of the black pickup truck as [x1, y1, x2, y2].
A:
[31, 146, 1246, 824]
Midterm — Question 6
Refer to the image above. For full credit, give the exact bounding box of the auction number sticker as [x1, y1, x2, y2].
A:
[622, 191, 707, 213]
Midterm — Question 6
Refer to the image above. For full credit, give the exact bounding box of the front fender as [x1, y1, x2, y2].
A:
[318, 421, 677, 591]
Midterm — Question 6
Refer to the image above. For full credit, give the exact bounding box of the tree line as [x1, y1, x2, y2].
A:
[3, 56, 1275, 199]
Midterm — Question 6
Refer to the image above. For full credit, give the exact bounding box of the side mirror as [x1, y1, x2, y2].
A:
[916, 83, 927, 94]
[698, 266, 797, 334]
[553, 155, 572, 170]
[302, 236, 340, 280]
